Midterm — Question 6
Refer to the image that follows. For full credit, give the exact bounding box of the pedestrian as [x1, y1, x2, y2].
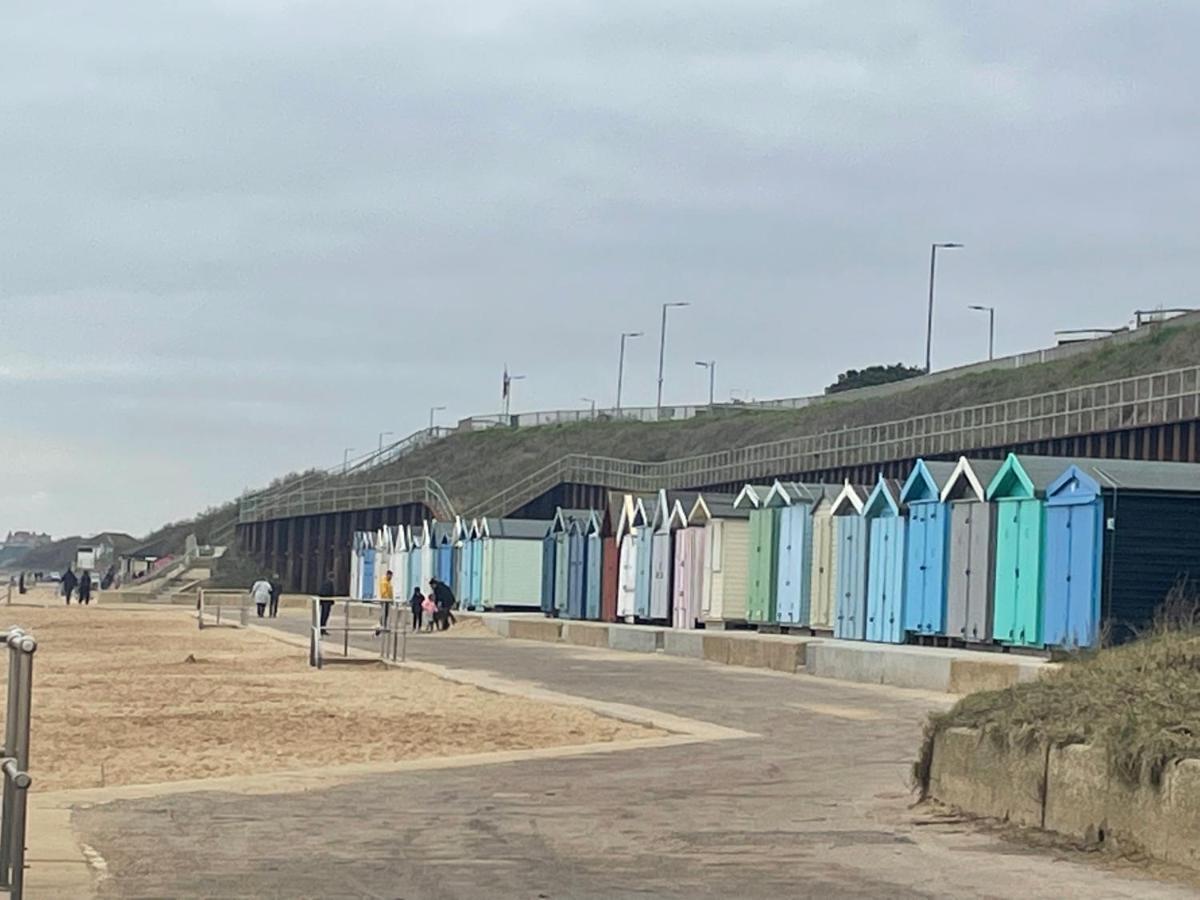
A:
[431, 577, 457, 631]
[78, 571, 93, 606]
[318, 572, 336, 636]
[409, 585, 425, 632]
[268, 573, 282, 618]
[61, 568, 77, 605]
[250, 575, 272, 618]
[421, 594, 437, 632]
[17, 572, 24, 595]
[375, 570, 394, 636]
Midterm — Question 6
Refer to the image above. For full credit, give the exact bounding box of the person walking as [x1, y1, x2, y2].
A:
[17, 572, 24, 595]
[375, 570, 394, 636]
[250, 576, 272, 618]
[318, 572, 336, 635]
[78, 571, 93, 606]
[409, 585, 425, 633]
[431, 577, 457, 631]
[268, 573, 282, 618]
[61, 568, 77, 605]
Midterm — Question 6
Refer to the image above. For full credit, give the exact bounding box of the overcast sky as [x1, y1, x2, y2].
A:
[3, 1, 1197, 538]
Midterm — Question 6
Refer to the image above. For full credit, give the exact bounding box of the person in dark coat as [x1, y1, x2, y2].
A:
[431, 578, 456, 631]
[268, 573, 282, 618]
[317, 573, 335, 635]
[78, 571, 93, 605]
[61, 568, 77, 605]
[17, 573, 24, 595]
[409, 585, 425, 632]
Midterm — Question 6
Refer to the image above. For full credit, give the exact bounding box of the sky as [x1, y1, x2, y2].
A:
[3, 1, 1198, 538]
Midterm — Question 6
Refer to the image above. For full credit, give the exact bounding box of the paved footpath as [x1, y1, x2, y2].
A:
[69, 616, 1197, 899]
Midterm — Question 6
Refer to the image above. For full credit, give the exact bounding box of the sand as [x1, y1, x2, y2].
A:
[0, 598, 656, 791]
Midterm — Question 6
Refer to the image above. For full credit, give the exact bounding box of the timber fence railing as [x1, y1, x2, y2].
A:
[0, 628, 35, 899]
[197, 588, 251, 629]
[308, 598, 407, 668]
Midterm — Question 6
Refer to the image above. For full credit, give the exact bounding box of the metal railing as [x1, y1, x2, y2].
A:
[464, 365, 1200, 516]
[308, 598, 407, 668]
[196, 589, 251, 629]
[0, 628, 35, 899]
[239, 475, 456, 524]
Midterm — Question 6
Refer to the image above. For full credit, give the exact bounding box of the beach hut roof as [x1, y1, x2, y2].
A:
[615, 493, 655, 538]
[900, 459, 960, 504]
[652, 490, 700, 530]
[688, 492, 749, 523]
[986, 454, 1082, 500]
[1051, 459, 1200, 496]
[863, 477, 904, 518]
[431, 522, 456, 545]
[733, 483, 775, 509]
[763, 480, 836, 508]
[479, 518, 550, 540]
[829, 480, 867, 515]
[551, 507, 594, 533]
[939, 457, 1006, 502]
[668, 499, 691, 529]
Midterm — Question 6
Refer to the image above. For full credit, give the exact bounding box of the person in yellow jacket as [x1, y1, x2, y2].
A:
[376, 570, 394, 634]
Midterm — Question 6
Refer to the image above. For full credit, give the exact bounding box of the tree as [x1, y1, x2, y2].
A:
[825, 363, 925, 395]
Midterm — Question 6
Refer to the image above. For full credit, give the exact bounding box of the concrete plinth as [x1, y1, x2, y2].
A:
[608, 625, 661, 653]
[562, 622, 609, 648]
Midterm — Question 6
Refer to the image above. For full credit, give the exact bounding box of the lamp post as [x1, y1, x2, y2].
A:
[656, 302, 690, 414]
[615, 331, 643, 411]
[581, 397, 596, 417]
[429, 406, 446, 430]
[695, 360, 716, 407]
[377, 431, 393, 452]
[925, 242, 963, 372]
[342, 447, 356, 473]
[968, 305, 995, 360]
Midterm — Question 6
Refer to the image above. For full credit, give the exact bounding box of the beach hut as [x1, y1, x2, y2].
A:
[939, 457, 1004, 643]
[449, 518, 469, 598]
[737, 484, 778, 625]
[649, 490, 695, 622]
[615, 495, 650, 619]
[360, 530, 378, 600]
[566, 516, 589, 619]
[584, 511, 604, 620]
[863, 478, 907, 644]
[634, 495, 659, 620]
[689, 492, 752, 625]
[466, 519, 484, 611]
[433, 522, 455, 586]
[763, 481, 834, 626]
[899, 460, 958, 636]
[599, 499, 621, 622]
[832, 482, 869, 640]
[808, 488, 839, 631]
[671, 501, 705, 630]
[1040, 458, 1200, 647]
[405, 522, 431, 598]
[349, 531, 367, 599]
[540, 519, 558, 615]
[478, 517, 547, 610]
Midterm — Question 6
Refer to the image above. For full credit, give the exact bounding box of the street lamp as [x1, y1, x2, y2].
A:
[657, 302, 691, 413]
[581, 397, 596, 417]
[615, 331, 643, 411]
[695, 360, 716, 407]
[429, 406, 446, 430]
[342, 447, 356, 473]
[377, 431, 394, 452]
[968, 305, 996, 360]
[925, 242, 964, 372]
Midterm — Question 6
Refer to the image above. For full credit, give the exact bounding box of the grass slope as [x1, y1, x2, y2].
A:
[334, 322, 1200, 511]
[915, 589, 1200, 794]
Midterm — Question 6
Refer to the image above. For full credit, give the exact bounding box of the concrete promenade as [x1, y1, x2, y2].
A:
[59, 614, 1193, 898]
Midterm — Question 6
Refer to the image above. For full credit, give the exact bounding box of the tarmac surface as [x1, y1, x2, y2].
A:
[65, 614, 1198, 898]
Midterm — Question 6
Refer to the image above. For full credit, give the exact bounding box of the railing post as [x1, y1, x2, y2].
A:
[0, 632, 19, 886]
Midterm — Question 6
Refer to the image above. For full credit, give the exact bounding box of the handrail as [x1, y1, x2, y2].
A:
[239, 475, 456, 524]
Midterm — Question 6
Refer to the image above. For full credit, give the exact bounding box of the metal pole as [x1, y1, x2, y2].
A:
[656, 304, 668, 412]
[429, 406, 445, 430]
[343, 600, 350, 658]
[925, 243, 937, 374]
[617, 335, 627, 410]
[309, 597, 320, 668]
[709, 362, 715, 407]
[988, 307, 995, 361]
[0, 634, 20, 885]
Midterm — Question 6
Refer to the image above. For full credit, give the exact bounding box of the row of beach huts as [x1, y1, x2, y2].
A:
[349, 453, 1200, 649]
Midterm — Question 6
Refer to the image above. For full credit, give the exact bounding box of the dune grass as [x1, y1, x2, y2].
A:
[914, 584, 1200, 795]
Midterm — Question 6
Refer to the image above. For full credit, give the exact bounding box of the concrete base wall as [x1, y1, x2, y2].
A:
[562, 622, 609, 648]
[805, 643, 885, 685]
[929, 728, 1200, 873]
[663, 631, 704, 659]
[507, 619, 562, 643]
[608, 625, 661, 653]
